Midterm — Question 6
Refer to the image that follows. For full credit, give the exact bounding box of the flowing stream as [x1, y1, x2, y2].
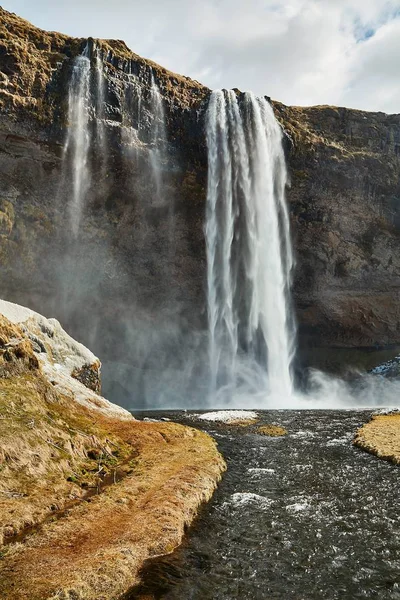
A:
[206, 91, 295, 405]
[129, 410, 400, 600]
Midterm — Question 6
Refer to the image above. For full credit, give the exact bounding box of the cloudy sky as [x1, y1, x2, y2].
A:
[3, 0, 400, 113]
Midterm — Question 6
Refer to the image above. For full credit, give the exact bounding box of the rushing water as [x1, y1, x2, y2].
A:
[129, 410, 400, 600]
[64, 47, 91, 236]
[205, 91, 295, 405]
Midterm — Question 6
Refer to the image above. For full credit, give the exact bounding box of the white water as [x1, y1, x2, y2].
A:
[64, 47, 91, 236]
[149, 73, 167, 206]
[121, 73, 142, 160]
[95, 49, 107, 168]
[206, 90, 295, 405]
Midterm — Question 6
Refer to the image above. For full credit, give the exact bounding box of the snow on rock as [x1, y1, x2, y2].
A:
[0, 299, 132, 420]
[198, 410, 258, 423]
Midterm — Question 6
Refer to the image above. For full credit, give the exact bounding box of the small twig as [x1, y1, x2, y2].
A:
[46, 439, 65, 452]
[66, 426, 92, 438]
[0, 490, 25, 498]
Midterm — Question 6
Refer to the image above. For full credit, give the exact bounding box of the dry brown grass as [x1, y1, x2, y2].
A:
[0, 314, 225, 598]
[257, 424, 288, 437]
[0, 419, 224, 600]
[354, 414, 400, 465]
[0, 315, 133, 546]
[226, 418, 259, 427]
[0, 5, 208, 122]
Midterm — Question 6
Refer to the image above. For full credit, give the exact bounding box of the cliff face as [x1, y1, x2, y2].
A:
[1, 8, 400, 404]
[276, 103, 400, 352]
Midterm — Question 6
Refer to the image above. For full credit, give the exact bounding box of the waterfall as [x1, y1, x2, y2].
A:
[95, 50, 107, 167]
[121, 74, 142, 159]
[149, 73, 167, 205]
[205, 89, 295, 405]
[64, 46, 91, 236]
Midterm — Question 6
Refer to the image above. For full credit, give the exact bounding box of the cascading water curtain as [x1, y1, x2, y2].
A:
[205, 89, 296, 405]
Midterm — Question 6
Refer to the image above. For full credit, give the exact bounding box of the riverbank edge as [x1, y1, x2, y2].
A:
[354, 413, 400, 465]
[1, 419, 226, 600]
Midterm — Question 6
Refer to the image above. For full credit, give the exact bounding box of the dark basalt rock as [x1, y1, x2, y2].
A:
[72, 362, 102, 394]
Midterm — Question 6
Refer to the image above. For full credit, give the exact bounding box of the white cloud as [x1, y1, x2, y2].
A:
[341, 18, 400, 112]
[2, 0, 400, 112]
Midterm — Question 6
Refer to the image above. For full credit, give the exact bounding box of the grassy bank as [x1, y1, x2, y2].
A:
[0, 314, 225, 599]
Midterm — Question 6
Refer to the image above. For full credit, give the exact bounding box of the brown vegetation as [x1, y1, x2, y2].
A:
[354, 414, 400, 465]
[0, 6, 207, 124]
[257, 424, 288, 437]
[0, 314, 225, 598]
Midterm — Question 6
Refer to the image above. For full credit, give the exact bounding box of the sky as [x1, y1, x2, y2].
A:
[2, 0, 400, 113]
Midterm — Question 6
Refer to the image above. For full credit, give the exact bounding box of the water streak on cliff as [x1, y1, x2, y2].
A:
[206, 90, 295, 404]
[95, 49, 107, 169]
[64, 46, 91, 236]
[149, 73, 167, 206]
[122, 73, 142, 160]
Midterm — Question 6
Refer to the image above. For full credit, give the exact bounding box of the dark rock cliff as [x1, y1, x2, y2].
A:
[1, 8, 400, 405]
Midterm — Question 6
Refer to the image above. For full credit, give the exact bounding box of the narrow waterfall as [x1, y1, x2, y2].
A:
[64, 46, 91, 236]
[205, 89, 295, 404]
[149, 73, 167, 205]
[95, 50, 107, 167]
[121, 73, 142, 158]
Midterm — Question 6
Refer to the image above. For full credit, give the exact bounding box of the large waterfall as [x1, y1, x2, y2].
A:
[206, 90, 295, 405]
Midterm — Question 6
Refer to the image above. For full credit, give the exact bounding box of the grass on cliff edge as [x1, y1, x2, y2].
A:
[0, 315, 225, 600]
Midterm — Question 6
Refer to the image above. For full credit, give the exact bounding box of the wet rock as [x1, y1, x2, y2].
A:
[72, 362, 101, 394]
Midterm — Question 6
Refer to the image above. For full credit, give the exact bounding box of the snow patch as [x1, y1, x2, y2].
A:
[0, 299, 132, 420]
[198, 410, 258, 423]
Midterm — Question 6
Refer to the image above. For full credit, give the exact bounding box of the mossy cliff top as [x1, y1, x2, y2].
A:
[0, 6, 208, 127]
[2, 5, 400, 147]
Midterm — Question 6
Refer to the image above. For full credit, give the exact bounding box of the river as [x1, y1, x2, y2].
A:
[128, 410, 399, 600]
